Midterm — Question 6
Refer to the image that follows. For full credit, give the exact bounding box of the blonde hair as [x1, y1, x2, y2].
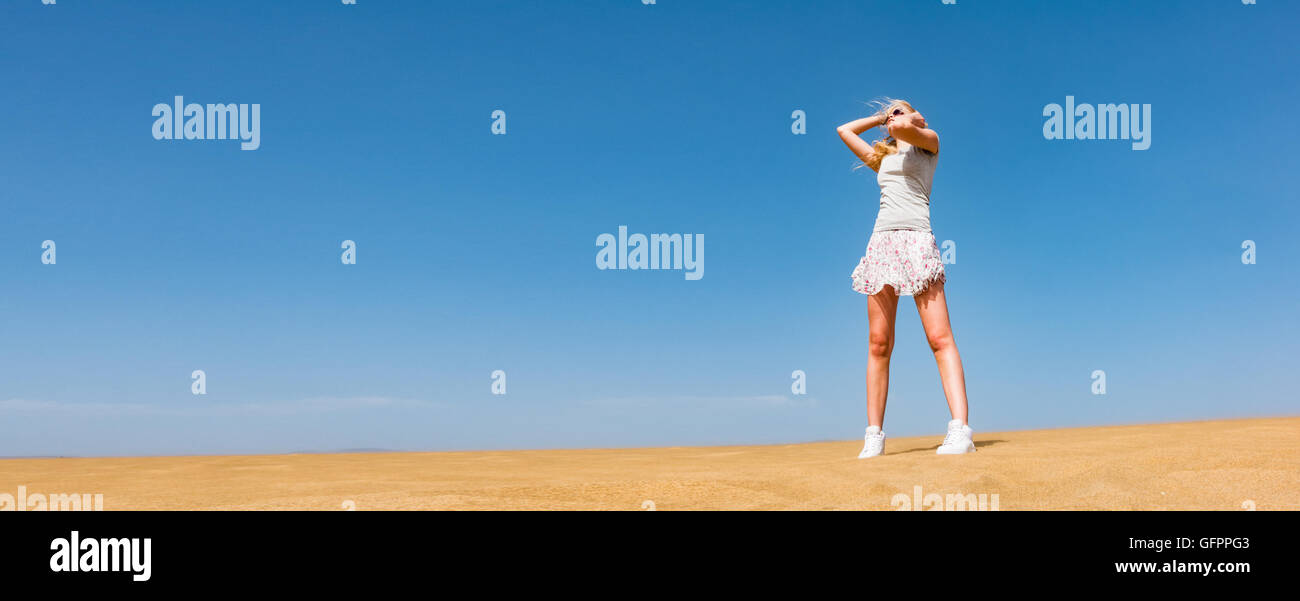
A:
[860, 98, 916, 172]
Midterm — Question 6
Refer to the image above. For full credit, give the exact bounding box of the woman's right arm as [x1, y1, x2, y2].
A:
[837, 114, 886, 171]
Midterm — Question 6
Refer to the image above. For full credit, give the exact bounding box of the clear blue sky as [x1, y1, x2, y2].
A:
[1, 0, 1296, 457]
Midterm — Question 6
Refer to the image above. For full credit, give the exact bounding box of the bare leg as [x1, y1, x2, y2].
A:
[867, 286, 899, 428]
[914, 281, 969, 424]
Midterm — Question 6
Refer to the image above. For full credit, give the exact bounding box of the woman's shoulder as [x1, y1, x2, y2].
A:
[903, 144, 938, 161]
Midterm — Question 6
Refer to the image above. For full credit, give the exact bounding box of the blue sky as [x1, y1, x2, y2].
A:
[1, 0, 1296, 457]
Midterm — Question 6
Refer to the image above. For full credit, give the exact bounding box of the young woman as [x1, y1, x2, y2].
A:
[836, 99, 974, 458]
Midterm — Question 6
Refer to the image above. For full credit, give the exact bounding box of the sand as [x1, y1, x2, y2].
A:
[1, 417, 1296, 510]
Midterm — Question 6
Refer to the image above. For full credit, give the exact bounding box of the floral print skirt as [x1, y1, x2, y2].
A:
[850, 230, 946, 296]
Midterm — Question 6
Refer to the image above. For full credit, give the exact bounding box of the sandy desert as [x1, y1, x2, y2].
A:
[1, 417, 1296, 510]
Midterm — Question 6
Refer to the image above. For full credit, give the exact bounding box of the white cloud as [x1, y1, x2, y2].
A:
[0, 396, 441, 418]
[580, 394, 817, 409]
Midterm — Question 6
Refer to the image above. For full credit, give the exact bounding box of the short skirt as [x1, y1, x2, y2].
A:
[850, 230, 946, 296]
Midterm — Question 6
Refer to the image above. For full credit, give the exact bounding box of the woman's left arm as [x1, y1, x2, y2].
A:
[887, 113, 940, 154]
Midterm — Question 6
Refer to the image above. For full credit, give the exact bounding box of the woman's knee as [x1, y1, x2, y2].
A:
[926, 330, 955, 353]
[868, 330, 894, 358]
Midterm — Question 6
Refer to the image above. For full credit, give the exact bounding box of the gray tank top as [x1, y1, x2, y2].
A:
[873, 144, 937, 232]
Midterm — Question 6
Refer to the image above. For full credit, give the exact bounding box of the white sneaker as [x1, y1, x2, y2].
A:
[936, 419, 975, 455]
[858, 425, 886, 458]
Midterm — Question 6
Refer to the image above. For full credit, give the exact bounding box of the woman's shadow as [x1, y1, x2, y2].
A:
[892, 439, 1005, 455]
